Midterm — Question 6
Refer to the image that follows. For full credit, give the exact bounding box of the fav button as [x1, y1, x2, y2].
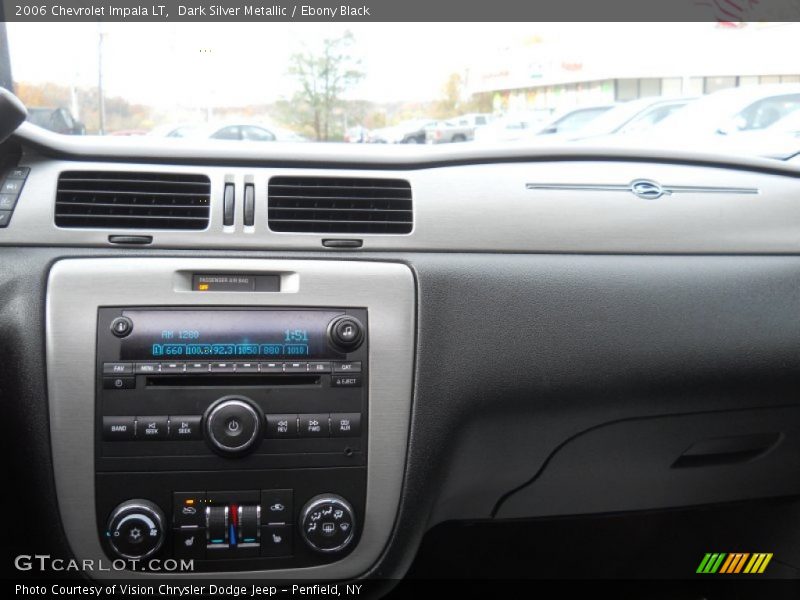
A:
[103, 362, 133, 375]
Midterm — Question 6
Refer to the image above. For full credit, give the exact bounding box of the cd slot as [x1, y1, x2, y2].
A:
[145, 375, 320, 387]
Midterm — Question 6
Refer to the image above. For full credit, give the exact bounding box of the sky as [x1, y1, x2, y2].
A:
[7, 22, 800, 109]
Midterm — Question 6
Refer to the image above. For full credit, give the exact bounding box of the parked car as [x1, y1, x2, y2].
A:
[150, 122, 306, 142]
[649, 83, 800, 139]
[369, 119, 439, 144]
[27, 106, 85, 135]
[474, 111, 553, 143]
[561, 96, 696, 141]
[426, 113, 494, 144]
[535, 104, 614, 136]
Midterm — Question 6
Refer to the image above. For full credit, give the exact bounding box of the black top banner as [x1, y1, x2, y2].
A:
[2, 0, 800, 22]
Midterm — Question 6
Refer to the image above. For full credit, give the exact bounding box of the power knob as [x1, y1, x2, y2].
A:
[106, 499, 165, 560]
[327, 316, 364, 353]
[299, 494, 356, 553]
[204, 396, 262, 456]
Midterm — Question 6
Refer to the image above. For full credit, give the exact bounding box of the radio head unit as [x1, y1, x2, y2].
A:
[95, 307, 368, 570]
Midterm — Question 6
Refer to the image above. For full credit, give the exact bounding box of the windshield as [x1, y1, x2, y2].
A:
[5, 21, 800, 158]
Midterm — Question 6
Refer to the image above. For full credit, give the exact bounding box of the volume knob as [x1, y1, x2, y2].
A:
[204, 396, 262, 456]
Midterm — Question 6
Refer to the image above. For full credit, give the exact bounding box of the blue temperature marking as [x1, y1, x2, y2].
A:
[243, 538, 256, 543]
[210, 539, 224, 544]
[229, 523, 237, 546]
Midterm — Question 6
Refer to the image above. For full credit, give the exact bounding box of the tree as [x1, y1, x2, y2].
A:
[287, 31, 363, 141]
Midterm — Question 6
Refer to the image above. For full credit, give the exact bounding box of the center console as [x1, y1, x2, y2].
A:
[46, 259, 415, 579]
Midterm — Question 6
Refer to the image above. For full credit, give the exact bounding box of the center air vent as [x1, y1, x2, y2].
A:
[268, 176, 413, 234]
[55, 171, 210, 230]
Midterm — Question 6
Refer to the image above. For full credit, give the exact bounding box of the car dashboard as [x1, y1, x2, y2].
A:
[3, 123, 800, 584]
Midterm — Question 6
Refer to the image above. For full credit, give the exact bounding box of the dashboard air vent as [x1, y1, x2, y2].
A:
[55, 171, 210, 230]
[268, 176, 413, 234]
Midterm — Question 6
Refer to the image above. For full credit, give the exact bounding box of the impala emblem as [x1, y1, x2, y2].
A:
[629, 179, 668, 200]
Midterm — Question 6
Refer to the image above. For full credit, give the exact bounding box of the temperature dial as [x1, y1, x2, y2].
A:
[106, 499, 165, 559]
[299, 494, 356, 553]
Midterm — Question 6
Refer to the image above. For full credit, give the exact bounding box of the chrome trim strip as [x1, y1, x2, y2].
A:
[526, 182, 760, 195]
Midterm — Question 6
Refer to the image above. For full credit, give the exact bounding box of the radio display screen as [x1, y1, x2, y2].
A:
[118, 309, 344, 360]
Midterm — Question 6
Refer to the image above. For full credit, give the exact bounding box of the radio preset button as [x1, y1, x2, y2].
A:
[135, 362, 161, 374]
[160, 362, 185, 373]
[308, 361, 332, 373]
[103, 362, 133, 375]
[211, 362, 235, 373]
[103, 376, 135, 390]
[299, 414, 330, 438]
[205, 397, 262, 455]
[260, 362, 284, 373]
[185, 362, 209, 373]
[168, 415, 202, 440]
[331, 374, 362, 388]
[330, 413, 362, 438]
[234, 362, 259, 373]
[265, 414, 299, 438]
[110, 316, 133, 338]
[284, 362, 308, 373]
[138, 415, 169, 439]
[102, 416, 136, 441]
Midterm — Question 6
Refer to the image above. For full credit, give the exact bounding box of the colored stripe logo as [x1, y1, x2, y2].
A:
[697, 552, 773, 574]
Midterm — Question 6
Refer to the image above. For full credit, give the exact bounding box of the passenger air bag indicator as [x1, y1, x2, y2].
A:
[191, 274, 280, 292]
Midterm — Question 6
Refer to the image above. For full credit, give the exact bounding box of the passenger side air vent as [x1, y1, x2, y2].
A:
[55, 171, 210, 230]
[268, 176, 413, 234]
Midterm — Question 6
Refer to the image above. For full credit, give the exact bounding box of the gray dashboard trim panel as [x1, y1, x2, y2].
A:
[7, 155, 800, 253]
[45, 258, 415, 580]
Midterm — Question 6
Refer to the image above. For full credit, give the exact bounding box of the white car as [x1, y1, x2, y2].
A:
[473, 112, 553, 144]
[650, 83, 800, 139]
[150, 122, 305, 142]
